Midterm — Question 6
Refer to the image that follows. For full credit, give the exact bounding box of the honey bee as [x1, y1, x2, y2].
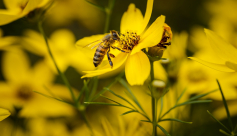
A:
[148, 23, 172, 58]
[157, 23, 172, 49]
[86, 30, 126, 68]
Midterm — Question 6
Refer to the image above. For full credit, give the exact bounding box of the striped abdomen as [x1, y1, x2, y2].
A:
[93, 44, 109, 67]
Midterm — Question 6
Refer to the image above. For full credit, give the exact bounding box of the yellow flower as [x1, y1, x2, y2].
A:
[0, 47, 75, 117]
[0, 108, 10, 121]
[189, 29, 237, 72]
[0, 29, 19, 49]
[0, 0, 50, 25]
[77, 0, 165, 85]
[21, 29, 94, 74]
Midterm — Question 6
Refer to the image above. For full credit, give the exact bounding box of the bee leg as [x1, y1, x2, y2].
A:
[107, 48, 113, 68]
[109, 53, 115, 58]
[112, 46, 130, 53]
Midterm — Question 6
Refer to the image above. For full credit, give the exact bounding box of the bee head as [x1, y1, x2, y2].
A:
[110, 30, 120, 40]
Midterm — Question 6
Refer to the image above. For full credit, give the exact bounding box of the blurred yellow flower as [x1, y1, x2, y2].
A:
[77, 0, 165, 85]
[0, 0, 50, 25]
[0, 29, 19, 49]
[189, 29, 237, 72]
[21, 29, 94, 74]
[0, 108, 10, 121]
[0, 47, 75, 117]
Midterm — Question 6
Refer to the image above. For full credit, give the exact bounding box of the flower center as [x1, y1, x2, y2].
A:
[119, 31, 140, 52]
[16, 85, 33, 101]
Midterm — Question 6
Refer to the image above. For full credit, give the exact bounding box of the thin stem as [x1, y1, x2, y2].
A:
[150, 60, 157, 136]
[37, 21, 77, 106]
[104, 0, 116, 33]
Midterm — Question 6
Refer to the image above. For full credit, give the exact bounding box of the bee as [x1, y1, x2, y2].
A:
[148, 23, 172, 58]
[157, 23, 172, 49]
[86, 30, 126, 68]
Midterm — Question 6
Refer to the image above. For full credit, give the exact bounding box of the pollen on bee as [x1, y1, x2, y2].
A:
[118, 31, 140, 52]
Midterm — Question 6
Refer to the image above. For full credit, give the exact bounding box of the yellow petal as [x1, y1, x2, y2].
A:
[131, 15, 165, 55]
[125, 51, 150, 85]
[120, 3, 144, 34]
[0, 11, 22, 26]
[204, 28, 237, 63]
[225, 61, 237, 71]
[0, 108, 10, 121]
[82, 53, 128, 78]
[140, 0, 154, 34]
[2, 48, 31, 82]
[22, 0, 43, 14]
[189, 57, 235, 72]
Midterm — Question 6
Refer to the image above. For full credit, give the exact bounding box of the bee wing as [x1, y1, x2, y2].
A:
[83, 40, 101, 48]
[91, 42, 103, 49]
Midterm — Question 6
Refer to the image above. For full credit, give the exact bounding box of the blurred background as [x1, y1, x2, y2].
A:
[0, 0, 237, 135]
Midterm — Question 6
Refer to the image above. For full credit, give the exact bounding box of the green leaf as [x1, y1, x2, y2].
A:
[176, 88, 187, 104]
[177, 100, 212, 107]
[84, 102, 120, 106]
[158, 96, 164, 120]
[76, 79, 89, 104]
[84, 0, 105, 11]
[159, 118, 192, 124]
[100, 95, 133, 110]
[33, 91, 72, 105]
[217, 79, 233, 131]
[88, 77, 98, 101]
[141, 120, 152, 123]
[106, 88, 137, 110]
[187, 89, 217, 102]
[207, 110, 231, 133]
[219, 129, 231, 136]
[121, 110, 137, 116]
[119, 78, 146, 114]
[156, 124, 171, 136]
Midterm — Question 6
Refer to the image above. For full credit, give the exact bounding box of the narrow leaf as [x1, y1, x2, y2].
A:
[88, 77, 98, 101]
[121, 110, 137, 116]
[84, 0, 105, 11]
[219, 129, 231, 136]
[141, 120, 152, 123]
[158, 96, 164, 120]
[207, 110, 231, 133]
[156, 124, 171, 136]
[187, 89, 217, 102]
[76, 80, 88, 104]
[33, 91, 72, 105]
[177, 100, 212, 107]
[106, 88, 137, 110]
[217, 79, 233, 131]
[84, 102, 120, 106]
[100, 95, 133, 110]
[119, 78, 146, 114]
[159, 118, 192, 124]
[176, 88, 187, 104]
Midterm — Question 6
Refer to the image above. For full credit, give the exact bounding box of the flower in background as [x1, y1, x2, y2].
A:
[0, 29, 19, 49]
[189, 29, 237, 72]
[21, 29, 94, 74]
[0, 0, 51, 25]
[0, 47, 75, 117]
[77, 0, 165, 85]
[0, 108, 10, 121]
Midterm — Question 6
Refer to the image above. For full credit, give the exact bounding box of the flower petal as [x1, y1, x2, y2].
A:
[189, 57, 235, 72]
[125, 51, 150, 85]
[82, 53, 128, 78]
[2, 48, 31, 82]
[120, 3, 144, 34]
[140, 0, 154, 34]
[0, 12, 22, 26]
[0, 108, 10, 121]
[204, 28, 237, 63]
[131, 15, 165, 55]
[22, 0, 43, 14]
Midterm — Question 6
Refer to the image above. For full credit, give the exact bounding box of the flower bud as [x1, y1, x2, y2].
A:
[152, 80, 166, 98]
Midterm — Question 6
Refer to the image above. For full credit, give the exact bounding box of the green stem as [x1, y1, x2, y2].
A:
[150, 60, 157, 136]
[37, 21, 77, 106]
[104, 0, 116, 33]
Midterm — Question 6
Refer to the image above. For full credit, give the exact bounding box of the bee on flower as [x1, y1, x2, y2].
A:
[77, 0, 171, 86]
